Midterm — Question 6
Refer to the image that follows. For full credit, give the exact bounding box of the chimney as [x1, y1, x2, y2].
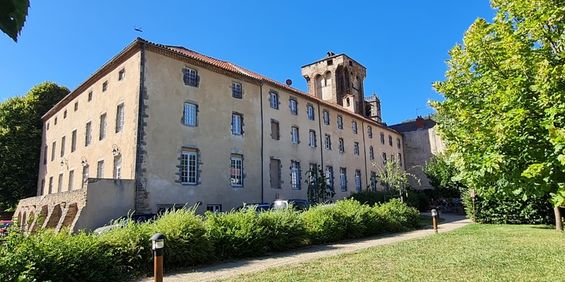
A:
[415, 116, 425, 129]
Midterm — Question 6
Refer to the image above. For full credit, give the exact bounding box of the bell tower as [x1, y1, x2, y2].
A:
[301, 52, 367, 115]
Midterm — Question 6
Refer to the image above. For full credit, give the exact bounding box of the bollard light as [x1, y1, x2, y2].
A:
[431, 209, 439, 233]
[150, 233, 165, 282]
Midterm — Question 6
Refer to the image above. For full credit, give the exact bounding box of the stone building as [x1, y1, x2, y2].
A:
[15, 38, 404, 232]
[390, 116, 445, 190]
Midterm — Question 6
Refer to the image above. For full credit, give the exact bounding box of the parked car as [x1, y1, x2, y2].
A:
[236, 203, 272, 212]
[271, 199, 309, 211]
[0, 220, 13, 237]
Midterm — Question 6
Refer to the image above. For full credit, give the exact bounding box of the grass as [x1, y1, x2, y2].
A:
[226, 224, 565, 281]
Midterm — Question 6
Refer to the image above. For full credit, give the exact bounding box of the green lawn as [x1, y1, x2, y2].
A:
[227, 224, 565, 281]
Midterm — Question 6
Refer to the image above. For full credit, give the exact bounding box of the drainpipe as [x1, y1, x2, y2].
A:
[259, 82, 264, 203]
[361, 120, 368, 191]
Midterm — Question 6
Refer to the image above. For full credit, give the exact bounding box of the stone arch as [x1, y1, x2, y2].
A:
[324, 71, 332, 87]
[32, 206, 48, 232]
[60, 203, 78, 230]
[314, 74, 323, 98]
[45, 204, 62, 228]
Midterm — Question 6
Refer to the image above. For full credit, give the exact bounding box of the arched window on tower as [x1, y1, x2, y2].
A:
[314, 74, 323, 98]
[324, 71, 332, 87]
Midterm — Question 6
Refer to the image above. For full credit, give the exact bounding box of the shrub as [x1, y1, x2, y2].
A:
[258, 209, 308, 251]
[205, 209, 267, 259]
[333, 199, 374, 238]
[0, 230, 127, 282]
[151, 209, 213, 267]
[372, 199, 420, 232]
[405, 190, 431, 211]
[301, 204, 346, 243]
[349, 191, 395, 206]
[469, 194, 553, 224]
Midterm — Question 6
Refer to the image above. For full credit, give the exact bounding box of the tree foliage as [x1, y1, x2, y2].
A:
[0, 82, 68, 210]
[375, 159, 419, 202]
[0, 0, 29, 42]
[423, 153, 465, 195]
[306, 166, 335, 205]
[432, 0, 565, 229]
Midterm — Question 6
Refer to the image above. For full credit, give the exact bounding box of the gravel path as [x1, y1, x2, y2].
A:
[141, 214, 470, 282]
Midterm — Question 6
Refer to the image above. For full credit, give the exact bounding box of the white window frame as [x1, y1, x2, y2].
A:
[269, 91, 279, 109]
[324, 134, 332, 150]
[99, 113, 107, 140]
[337, 115, 343, 129]
[355, 170, 362, 192]
[113, 155, 122, 180]
[116, 103, 125, 133]
[340, 167, 347, 192]
[323, 110, 330, 125]
[230, 155, 243, 187]
[291, 126, 299, 144]
[85, 121, 92, 146]
[307, 104, 315, 120]
[183, 67, 198, 87]
[308, 130, 317, 148]
[181, 151, 198, 185]
[232, 82, 243, 99]
[291, 160, 301, 190]
[289, 98, 298, 115]
[97, 160, 104, 178]
[339, 138, 344, 153]
[352, 121, 358, 134]
[231, 113, 243, 135]
[183, 102, 198, 127]
[354, 142, 360, 155]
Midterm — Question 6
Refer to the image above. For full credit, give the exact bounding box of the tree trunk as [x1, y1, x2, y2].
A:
[555, 206, 563, 231]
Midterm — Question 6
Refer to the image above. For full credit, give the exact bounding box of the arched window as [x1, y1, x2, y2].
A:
[314, 74, 323, 97]
[324, 71, 332, 87]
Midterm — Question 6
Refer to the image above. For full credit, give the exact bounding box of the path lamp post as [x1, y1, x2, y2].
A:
[431, 209, 439, 233]
[151, 233, 165, 282]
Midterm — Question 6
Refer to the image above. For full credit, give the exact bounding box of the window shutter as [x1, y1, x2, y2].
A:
[195, 72, 200, 87]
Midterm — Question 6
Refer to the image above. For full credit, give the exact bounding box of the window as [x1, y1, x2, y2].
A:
[231, 113, 243, 135]
[58, 173, 63, 193]
[68, 170, 74, 191]
[118, 68, 125, 81]
[54, 117, 57, 125]
[270, 119, 280, 140]
[307, 104, 315, 120]
[339, 167, 347, 192]
[74, 102, 78, 111]
[309, 163, 318, 180]
[183, 67, 199, 87]
[183, 102, 198, 126]
[60, 136, 65, 157]
[113, 155, 122, 180]
[369, 146, 374, 160]
[88, 91, 93, 102]
[308, 130, 317, 148]
[46, 122, 49, 130]
[99, 113, 107, 140]
[324, 134, 332, 150]
[380, 132, 385, 144]
[325, 166, 334, 191]
[206, 205, 222, 213]
[291, 126, 299, 144]
[397, 138, 401, 149]
[368, 126, 373, 138]
[51, 141, 56, 161]
[102, 81, 108, 92]
[339, 138, 345, 153]
[85, 121, 92, 146]
[40, 178, 45, 195]
[389, 135, 393, 146]
[43, 145, 48, 165]
[71, 130, 77, 152]
[116, 103, 124, 133]
[337, 115, 343, 129]
[382, 152, 387, 164]
[291, 160, 301, 190]
[355, 170, 362, 192]
[354, 142, 360, 155]
[82, 165, 89, 187]
[48, 176, 53, 194]
[352, 121, 358, 134]
[63, 110, 67, 119]
[180, 149, 198, 184]
[322, 110, 330, 125]
[269, 91, 279, 109]
[270, 158, 281, 189]
[232, 82, 242, 99]
[398, 153, 403, 167]
[230, 154, 243, 187]
[370, 171, 377, 191]
[97, 160, 104, 178]
[289, 98, 298, 115]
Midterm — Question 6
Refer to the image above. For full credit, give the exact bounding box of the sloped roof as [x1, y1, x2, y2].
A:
[389, 118, 436, 132]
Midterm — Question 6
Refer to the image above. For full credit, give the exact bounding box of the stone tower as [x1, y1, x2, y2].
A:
[301, 52, 367, 115]
[365, 94, 382, 123]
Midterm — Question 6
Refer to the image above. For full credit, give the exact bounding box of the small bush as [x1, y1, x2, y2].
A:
[373, 199, 420, 232]
[301, 204, 346, 243]
[205, 209, 267, 259]
[333, 199, 374, 238]
[258, 209, 308, 251]
[349, 191, 395, 206]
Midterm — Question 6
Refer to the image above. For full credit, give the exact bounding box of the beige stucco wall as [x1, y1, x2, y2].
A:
[37, 51, 141, 195]
[142, 50, 263, 213]
[402, 126, 445, 190]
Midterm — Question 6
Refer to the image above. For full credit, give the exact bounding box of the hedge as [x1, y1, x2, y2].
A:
[463, 193, 553, 224]
[0, 199, 420, 281]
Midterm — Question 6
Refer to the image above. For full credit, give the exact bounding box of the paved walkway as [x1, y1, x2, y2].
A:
[142, 214, 470, 282]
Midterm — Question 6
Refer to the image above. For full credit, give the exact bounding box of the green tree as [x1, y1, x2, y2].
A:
[375, 159, 419, 202]
[305, 166, 335, 205]
[0, 0, 29, 42]
[432, 0, 565, 230]
[0, 82, 68, 210]
[423, 153, 465, 195]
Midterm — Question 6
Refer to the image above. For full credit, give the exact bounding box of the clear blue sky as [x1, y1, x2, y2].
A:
[0, 1, 495, 125]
